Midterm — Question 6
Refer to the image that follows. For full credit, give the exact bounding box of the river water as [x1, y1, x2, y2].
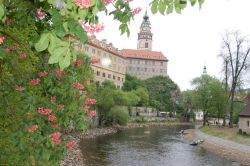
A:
[80, 125, 236, 166]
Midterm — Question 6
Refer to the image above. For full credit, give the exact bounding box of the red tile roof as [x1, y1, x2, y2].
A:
[121, 49, 168, 61]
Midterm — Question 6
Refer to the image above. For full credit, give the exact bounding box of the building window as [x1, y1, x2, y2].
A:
[108, 74, 111, 79]
[152, 68, 155, 72]
[102, 72, 105, 77]
[161, 62, 163, 66]
[137, 67, 139, 71]
[160, 69, 163, 73]
[97, 50, 101, 56]
[97, 71, 100, 76]
[137, 60, 140, 64]
[247, 121, 250, 127]
[130, 59, 132, 64]
[144, 68, 147, 72]
[84, 46, 89, 52]
[145, 60, 147, 65]
[118, 77, 120, 81]
[113, 75, 116, 80]
[145, 42, 148, 48]
[129, 66, 132, 71]
[152, 61, 155, 65]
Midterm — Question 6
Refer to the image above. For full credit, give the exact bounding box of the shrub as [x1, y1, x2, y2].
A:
[106, 106, 129, 126]
[238, 128, 243, 135]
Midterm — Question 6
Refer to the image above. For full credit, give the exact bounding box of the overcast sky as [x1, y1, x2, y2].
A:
[96, 0, 250, 90]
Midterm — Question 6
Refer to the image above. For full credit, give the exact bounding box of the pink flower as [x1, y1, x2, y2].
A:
[29, 79, 40, 86]
[51, 123, 60, 129]
[84, 98, 96, 105]
[0, 36, 5, 45]
[38, 71, 48, 77]
[83, 105, 90, 111]
[73, 82, 85, 91]
[102, 0, 113, 6]
[57, 104, 65, 109]
[79, 20, 104, 34]
[50, 96, 57, 103]
[28, 125, 39, 133]
[50, 132, 62, 145]
[37, 107, 52, 115]
[19, 53, 28, 59]
[74, 0, 91, 8]
[48, 115, 57, 121]
[132, 7, 142, 15]
[54, 70, 65, 77]
[90, 57, 101, 64]
[89, 110, 96, 118]
[74, 60, 84, 67]
[15, 86, 25, 91]
[66, 140, 77, 150]
[36, 9, 46, 20]
[126, 0, 133, 3]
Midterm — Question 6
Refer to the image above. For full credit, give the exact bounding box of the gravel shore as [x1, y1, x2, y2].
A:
[60, 122, 192, 166]
[183, 129, 250, 166]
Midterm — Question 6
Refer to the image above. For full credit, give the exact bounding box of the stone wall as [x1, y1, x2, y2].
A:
[239, 117, 250, 134]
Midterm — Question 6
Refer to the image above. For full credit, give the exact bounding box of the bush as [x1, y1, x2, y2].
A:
[238, 128, 243, 135]
[134, 116, 147, 123]
[106, 106, 129, 126]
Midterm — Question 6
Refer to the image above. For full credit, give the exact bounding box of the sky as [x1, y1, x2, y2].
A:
[96, 0, 250, 91]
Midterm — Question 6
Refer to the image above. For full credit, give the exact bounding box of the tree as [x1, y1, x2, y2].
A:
[135, 87, 149, 107]
[122, 74, 144, 91]
[192, 75, 226, 126]
[220, 31, 250, 127]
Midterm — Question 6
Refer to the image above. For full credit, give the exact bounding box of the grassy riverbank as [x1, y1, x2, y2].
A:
[200, 126, 250, 146]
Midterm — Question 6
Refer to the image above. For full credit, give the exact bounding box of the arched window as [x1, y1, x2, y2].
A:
[145, 42, 148, 48]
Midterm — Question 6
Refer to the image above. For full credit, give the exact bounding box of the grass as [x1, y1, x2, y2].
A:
[200, 126, 250, 146]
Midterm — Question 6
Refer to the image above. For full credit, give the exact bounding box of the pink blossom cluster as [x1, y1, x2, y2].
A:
[73, 82, 85, 91]
[28, 125, 39, 133]
[74, 60, 84, 67]
[15, 86, 25, 91]
[19, 53, 28, 59]
[89, 110, 96, 118]
[37, 107, 52, 115]
[51, 96, 57, 103]
[132, 7, 142, 15]
[84, 98, 96, 104]
[51, 123, 60, 129]
[54, 70, 65, 77]
[29, 79, 41, 86]
[0, 36, 5, 45]
[79, 20, 104, 34]
[126, 0, 133, 3]
[48, 115, 57, 121]
[36, 9, 46, 20]
[102, 0, 113, 6]
[57, 104, 65, 109]
[90, 57, 101, 64]
[66, 140, 77, 150]
[38, 71, 48, 77]
[83, 105, 90, 111]
[50, 132, 62, 145]
[74, 0, 91, 9]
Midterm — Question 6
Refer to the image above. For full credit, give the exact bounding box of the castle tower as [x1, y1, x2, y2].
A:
[203, 66, 207, 75]
[137, 11, 153, 50]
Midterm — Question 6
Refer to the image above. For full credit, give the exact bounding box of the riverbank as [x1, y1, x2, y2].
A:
[183, 129, 250, 166]
[60, 121, 192, 166]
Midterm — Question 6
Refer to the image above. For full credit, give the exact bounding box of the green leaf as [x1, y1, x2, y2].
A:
[0, 4, 4, 20]
[59, 48, 71, 70]
[42, 149, 50, 161]
[189, 0, 197, 6]
[68, 19, 88, 44]
[48, 46, 68, 64]
[151, 0, 158, 14]
[167, 4, 174, 14]
[198, 0, 205, 8]
[0, 48, 3, 59]
[34, 33, 51, 52]
[50, 9, 65, 37]
[159, 0, 166, 15]
[78, 9, 88, 18]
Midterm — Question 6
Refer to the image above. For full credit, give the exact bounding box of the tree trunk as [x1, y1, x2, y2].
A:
[229, 87, 235, 128]
[203, 111, 206, 126]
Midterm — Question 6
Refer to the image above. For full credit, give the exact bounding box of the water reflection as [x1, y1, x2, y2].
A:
[80, 125, 234, 166]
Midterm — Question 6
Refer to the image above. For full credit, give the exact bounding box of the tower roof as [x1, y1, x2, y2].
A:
[140, 10, 151, 28]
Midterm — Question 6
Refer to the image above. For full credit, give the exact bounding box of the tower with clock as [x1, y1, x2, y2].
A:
[137, 11, 153, 50]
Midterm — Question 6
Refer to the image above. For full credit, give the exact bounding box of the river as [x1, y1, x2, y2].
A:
[80, 125, 237, 166]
